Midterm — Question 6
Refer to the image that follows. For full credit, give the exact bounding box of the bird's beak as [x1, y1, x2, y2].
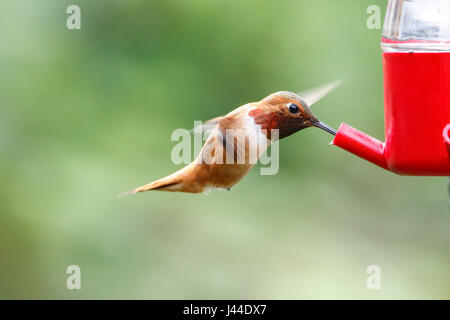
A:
[310, 120, 336, 135]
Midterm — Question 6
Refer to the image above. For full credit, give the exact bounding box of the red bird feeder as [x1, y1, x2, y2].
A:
[333, 0, 450, 175]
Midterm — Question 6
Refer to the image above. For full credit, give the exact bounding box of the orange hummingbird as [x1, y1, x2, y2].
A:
[130, 81, 340, 195]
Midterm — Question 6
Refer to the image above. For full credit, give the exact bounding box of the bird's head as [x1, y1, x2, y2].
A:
[249, 90, 336, 140]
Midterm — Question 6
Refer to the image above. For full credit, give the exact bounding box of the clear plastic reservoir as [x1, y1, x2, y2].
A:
[382, 0, 450, 52]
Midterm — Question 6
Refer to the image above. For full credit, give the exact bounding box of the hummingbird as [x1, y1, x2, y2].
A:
[130, 81, 340, 195]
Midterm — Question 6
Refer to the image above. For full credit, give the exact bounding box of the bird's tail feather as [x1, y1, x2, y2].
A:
[132, 174, 184, 194]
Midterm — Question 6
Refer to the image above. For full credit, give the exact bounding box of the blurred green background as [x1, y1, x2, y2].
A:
[0, 0, 449, 299]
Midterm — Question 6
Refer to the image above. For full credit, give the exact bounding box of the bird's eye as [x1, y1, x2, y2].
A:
[288, 103, 299, 114]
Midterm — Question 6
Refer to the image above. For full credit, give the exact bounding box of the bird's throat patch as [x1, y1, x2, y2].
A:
[248, 108, 280, 135]
[249, 108, 305, 139]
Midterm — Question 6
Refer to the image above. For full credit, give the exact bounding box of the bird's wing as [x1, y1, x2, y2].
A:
[298, 80, 342, 107]
[216, 105, 269, 164]
[191, 116, 225, 137]
[195, 104, 270, 166]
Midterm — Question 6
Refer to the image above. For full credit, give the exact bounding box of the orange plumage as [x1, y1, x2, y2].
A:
[132, 81, 340, 194]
